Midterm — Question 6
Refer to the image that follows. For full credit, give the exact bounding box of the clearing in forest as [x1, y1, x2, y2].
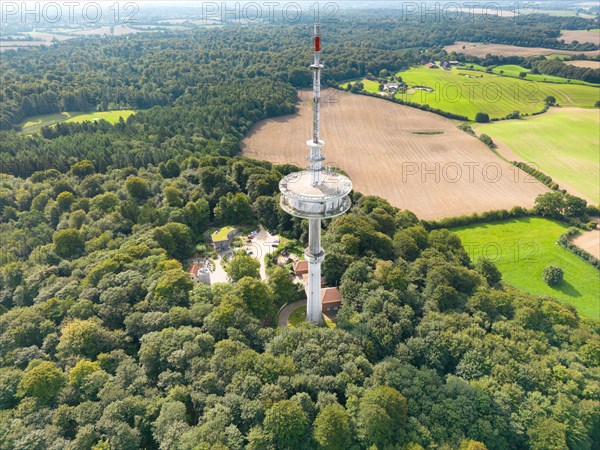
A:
[559, 29, 600, 45]
[241, 90, 548, 220]
[20, 110, 139, 134]
[565, 60, 600, 69]
[571, 229, 600, 260]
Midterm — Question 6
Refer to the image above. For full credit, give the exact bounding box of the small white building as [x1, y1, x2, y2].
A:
[384, 82, 400, 92]
[189, 262, 211, 285]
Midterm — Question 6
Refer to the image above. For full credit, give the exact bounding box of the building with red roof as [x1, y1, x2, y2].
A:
[321, 287, 342, 313]
[293, 260, 309, 276]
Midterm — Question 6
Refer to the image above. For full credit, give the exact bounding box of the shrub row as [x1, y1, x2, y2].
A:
[532, 103, 550, 116]
[557, 227, 600, 270]
[479, 133, 495, 149]
[422, 206, 530, 230]
[512, 161, 560, 190]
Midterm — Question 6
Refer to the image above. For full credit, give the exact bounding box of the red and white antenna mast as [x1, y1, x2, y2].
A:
[308, 23, 325, 186]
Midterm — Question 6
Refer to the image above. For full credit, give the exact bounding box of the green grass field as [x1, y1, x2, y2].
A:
[467, 63, 596, 85]
[546, 53, 575, 60]
[341, 79, 381, 93]
[288, 306, 306, 326]
[542, 10, 597, 19]
[392, 66, 599, 119]
[452, 217, 600, 319]
[477, 108, 600, 204]
[21, 110, 138, 134]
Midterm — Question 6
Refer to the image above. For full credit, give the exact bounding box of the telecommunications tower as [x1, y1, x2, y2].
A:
[279, 23, 352, 325]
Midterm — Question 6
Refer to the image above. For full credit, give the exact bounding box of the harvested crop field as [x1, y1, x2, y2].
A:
[72, 26, 143, 36]
[572, 229, 600, 259]
[566, 60, 600, 69]
[560, 30, 600, 45]
[444, 41, 600, 58]
[241, 90, 548, 220]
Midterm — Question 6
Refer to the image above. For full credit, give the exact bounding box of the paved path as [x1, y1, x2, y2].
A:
[277, 299, 306, 328]
[244, 227, 278, 280]
[211, 251, 232, 284]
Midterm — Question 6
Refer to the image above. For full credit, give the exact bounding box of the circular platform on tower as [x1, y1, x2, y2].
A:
[279, 170, 352, 220]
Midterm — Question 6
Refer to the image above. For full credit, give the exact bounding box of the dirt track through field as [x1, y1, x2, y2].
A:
[444, 41, 600, 57]
[241, 90, 548, 220]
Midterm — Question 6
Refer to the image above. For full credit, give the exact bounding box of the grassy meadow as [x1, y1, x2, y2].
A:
[343, 65, 599, 120]
[476, 108, 600, 204]
[467, 63, 596, 85]
[452, 217, 600, 319]
[394, 66, 599, 119]
[288, 306, 336, 328]
[340, 79, 381, 93]
[21, 110, 138, 134]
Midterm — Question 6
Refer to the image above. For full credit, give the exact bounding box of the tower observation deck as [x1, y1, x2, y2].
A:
[279, 23, 352, 325]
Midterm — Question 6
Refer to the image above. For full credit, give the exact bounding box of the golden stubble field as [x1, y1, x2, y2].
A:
[444, 41, 600, 57]
[566, 60, 600, 69]
[560, 30, 600, 45]
[241, 90, 549, 220]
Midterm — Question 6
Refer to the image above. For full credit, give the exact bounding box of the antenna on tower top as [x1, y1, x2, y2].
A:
[308, 22, 325, 186]
[311, 23, 322, 145]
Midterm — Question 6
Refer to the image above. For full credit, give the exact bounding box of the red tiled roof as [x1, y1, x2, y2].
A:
[321, 287, 341, 304]
[293, 260, 309, 274]
[188, 264, 201, 275]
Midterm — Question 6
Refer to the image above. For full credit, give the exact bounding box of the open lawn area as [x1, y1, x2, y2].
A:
[288, 306, 335, 328]
[340, 79, 381, 93]
[21, 110, 139, 134]
[467, 63, 596, 85]
[559, 29, 600, 45]
[64, 110, 137, 124]
[476, 108, 600, 204]
[392, 65, 599, 119]
[452, 217, 600, 319]
[566, 60, 600, 69]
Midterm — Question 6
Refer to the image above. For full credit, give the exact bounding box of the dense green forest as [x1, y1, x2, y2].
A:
[1, 10, 597, 130]
[1, 155, 599, 450]
[1, 9, 599, 450]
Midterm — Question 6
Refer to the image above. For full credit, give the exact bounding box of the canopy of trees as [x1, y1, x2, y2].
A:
[0, 9, 598, 450]
[0, 156, 598, 449]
